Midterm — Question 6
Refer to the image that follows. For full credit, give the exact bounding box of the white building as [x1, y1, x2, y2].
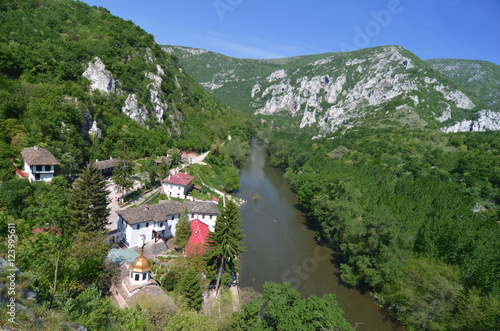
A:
[128, 251, 152, 285]
[88, 120, 102, 139]
[162, 172, 194, 197]
[116, 200, 184, 248]
[182, 201, 220, 232]
[20, 146, 60, 182]
[116, 200, 220, 248]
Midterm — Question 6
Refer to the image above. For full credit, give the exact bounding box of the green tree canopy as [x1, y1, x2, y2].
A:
[68, 163, 110, 233]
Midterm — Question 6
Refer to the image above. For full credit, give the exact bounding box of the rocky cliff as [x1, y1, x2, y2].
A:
[169, 45, 500, 134]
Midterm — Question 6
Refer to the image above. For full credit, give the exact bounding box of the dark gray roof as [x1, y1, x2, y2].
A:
[93, 159, 119, 170]
[154, 156, 172, 164]
[117, 200, 184, 225]
[21, 147, 60, 166]
[182, 201, 220, 215]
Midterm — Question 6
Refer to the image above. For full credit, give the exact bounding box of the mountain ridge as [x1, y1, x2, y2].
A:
[166, 45, 500, 135]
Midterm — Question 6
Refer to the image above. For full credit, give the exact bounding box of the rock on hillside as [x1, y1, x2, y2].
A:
[169, 45, 500, 134]
[426, 58, 500, 112]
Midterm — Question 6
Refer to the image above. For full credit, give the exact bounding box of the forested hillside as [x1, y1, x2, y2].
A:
[265, 126, 500, 330]
[0, 0, 252, 181]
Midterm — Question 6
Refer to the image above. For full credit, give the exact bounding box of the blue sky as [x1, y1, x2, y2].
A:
[81, 0, 500, 64]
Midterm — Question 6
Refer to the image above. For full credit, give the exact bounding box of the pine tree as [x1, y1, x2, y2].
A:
[174, 209, 191, 252]
[155, 156, 170, 182]
[205, 200, 245, 294]
[68, 163, 110, 232]
[178, 269, 202, 310]
[111, 157, 134, 199]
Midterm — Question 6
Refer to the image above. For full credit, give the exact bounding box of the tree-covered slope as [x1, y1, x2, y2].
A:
[426, 58, 500, 112]
[0, 0, 252, 180]
[168, 45, 500, 135]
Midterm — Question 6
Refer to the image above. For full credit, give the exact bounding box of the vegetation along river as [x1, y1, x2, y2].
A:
[235, 143, 405, 331]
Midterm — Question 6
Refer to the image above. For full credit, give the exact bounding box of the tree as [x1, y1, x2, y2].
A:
[174, 209, 191, 252]
[140, 157, 157, 188]
[155, 156, 170, 182]
[177, 269, 202, 310]
[235, 282, 353, 330]
[205, 200, 245, 294]
[222, 167, 240, 192]
[112, 157, 134, 199]
[68, 163, 110, 233]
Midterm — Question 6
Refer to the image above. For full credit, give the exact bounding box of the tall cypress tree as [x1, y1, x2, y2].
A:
[178, 269, 202, 310]
[205, 200, 245, 294]
[69, 163, 110, 232]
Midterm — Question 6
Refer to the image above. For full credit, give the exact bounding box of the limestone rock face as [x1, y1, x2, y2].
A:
[145, 72, 168, 123]
[434, 85, 475, 109]
[82, 57, 117, 94]
[442, 110, 500, 132]
[121, 94, 148, 124]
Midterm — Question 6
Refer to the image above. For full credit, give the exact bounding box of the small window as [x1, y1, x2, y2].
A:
[191, 214, 194, 218]
[36, 165, 42, 171]
[136, 224, 140, 230]
[202, 214, 205, 219]
[143, 273, 147, 280]
[169, 225, 172, 230]
[159, 222, 162, 228]
[146, 222, 149, 228]
[210, 215, 213, 220]
[135, 274, 140, 281]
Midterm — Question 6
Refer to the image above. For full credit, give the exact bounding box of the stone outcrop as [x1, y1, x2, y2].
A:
[121, 94, 148, 124]
[441, 110, 500, 132]
[82, 57, 117, 94]
[434, 85, 475, 109]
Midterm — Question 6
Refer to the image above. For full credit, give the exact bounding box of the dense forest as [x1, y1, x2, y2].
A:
[265, 126, 500, 330]
[0, 0, 253, 181]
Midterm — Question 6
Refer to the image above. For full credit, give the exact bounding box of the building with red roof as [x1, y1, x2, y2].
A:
[186, 220, 210, 255]
[161, 171, 194, 198]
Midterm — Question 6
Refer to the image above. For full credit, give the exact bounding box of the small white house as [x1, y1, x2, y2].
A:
[116, 200, 184, 248]
[20, 146, 60, 182]
[88, 120, 102, 139]
[162, 172, 194, 197]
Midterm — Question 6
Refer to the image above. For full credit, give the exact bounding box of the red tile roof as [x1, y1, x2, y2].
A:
[162, 172, 194, 187]
[186, 220, 210, 255]
[33, 226, 61, 236]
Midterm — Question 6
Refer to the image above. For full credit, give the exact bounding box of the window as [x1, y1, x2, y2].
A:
[202, 214, 205, 219]
[45, 165, 51, 172]
[159, 222, 163, 228]
[136, 224, 140, 230]
[142, 273, 147, 280]
[135, 274, 140, 281]
[210, 215, 213, 220]
[169, 225, 172, 230]
[146, 222, 149, 228]
[191, 214, 194, 218]
[36, 165, 42, 172]
[171, 215, 174, 220]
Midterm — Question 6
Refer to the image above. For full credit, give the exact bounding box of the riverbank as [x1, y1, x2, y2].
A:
[235, 143, 405, 330]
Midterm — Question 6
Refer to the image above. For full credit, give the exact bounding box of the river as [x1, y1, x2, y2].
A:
[234, 143, 405, 331]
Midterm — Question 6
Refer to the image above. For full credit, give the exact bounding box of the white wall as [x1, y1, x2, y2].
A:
[188, 212, 217, 232]
[119, 214, 181, 247]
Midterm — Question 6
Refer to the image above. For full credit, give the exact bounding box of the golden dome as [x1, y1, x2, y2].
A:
[130, 252, 152, 273]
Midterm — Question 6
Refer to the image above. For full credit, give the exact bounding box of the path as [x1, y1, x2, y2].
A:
[105, 179, 141, 232]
